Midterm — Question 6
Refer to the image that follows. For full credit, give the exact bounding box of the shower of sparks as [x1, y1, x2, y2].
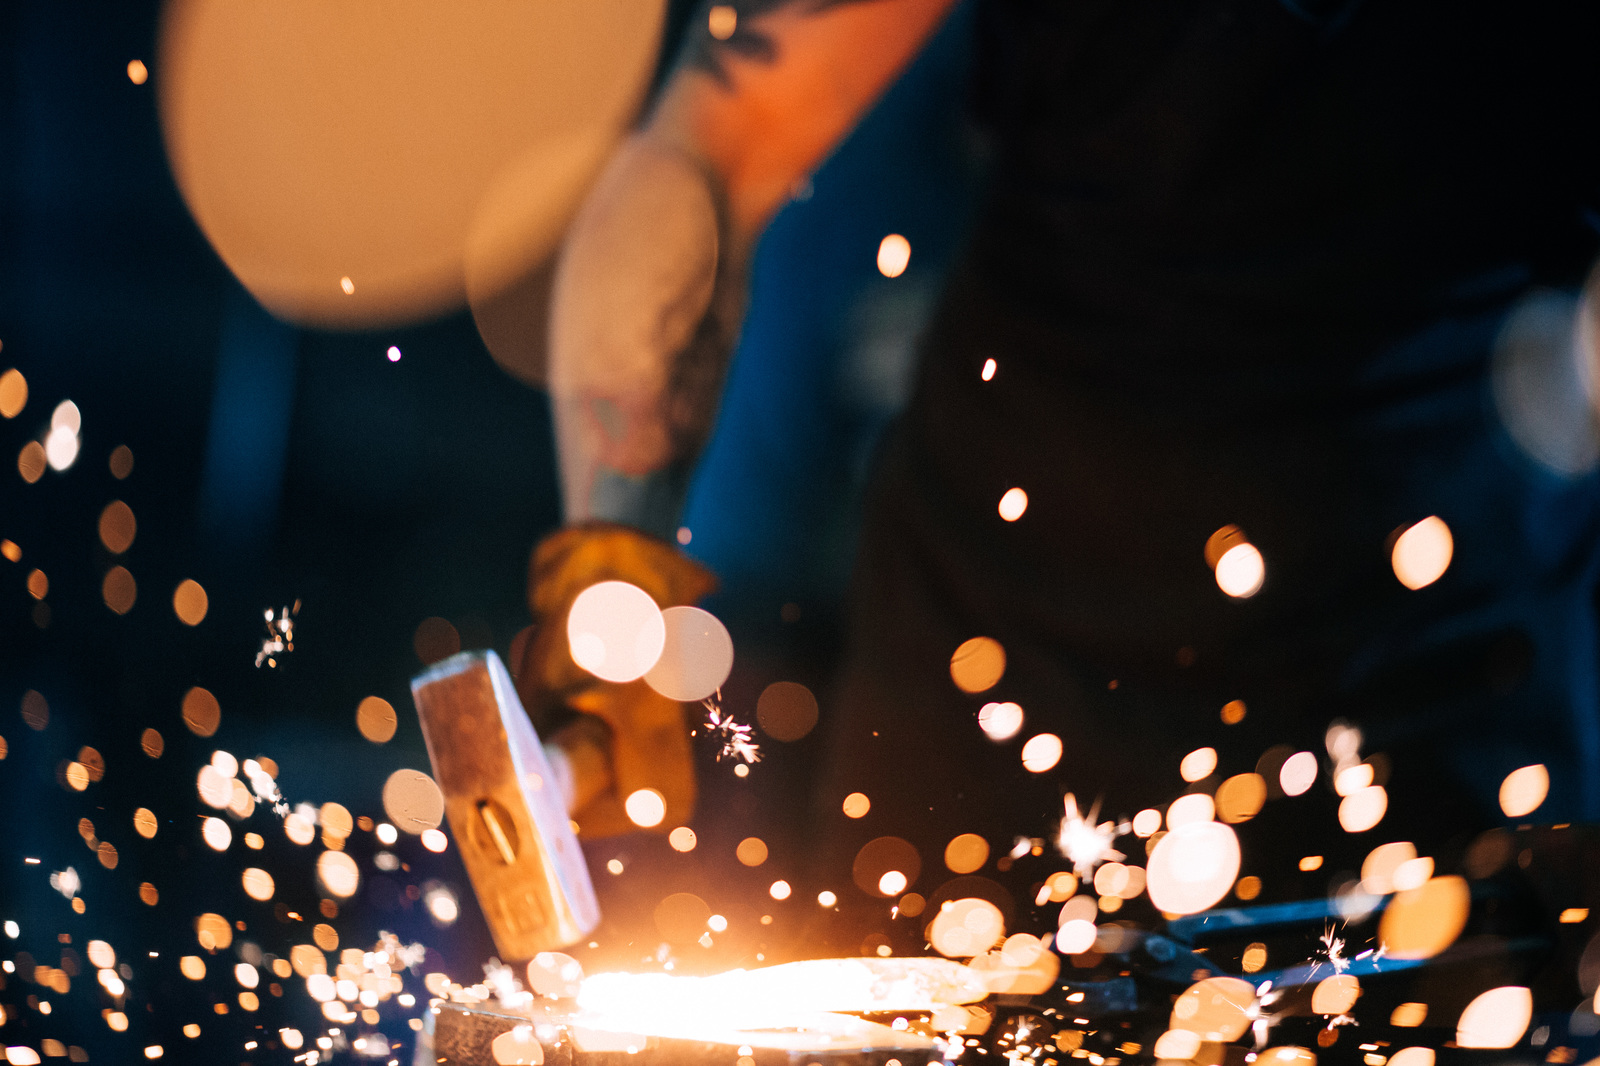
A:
[381, 931, 427, 972]
[482, 958, 530, 1011]
[702, 694, 761, 764]
[1315, 927, 1350, 975]
[1055, 794, 1125, 877]
[255, 600, 300, 667]
[243, 757, 289, 817]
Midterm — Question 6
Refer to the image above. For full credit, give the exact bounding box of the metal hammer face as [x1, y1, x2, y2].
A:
[412, 650, 601, 959]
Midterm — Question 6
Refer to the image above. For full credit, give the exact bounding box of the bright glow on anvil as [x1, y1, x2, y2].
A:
[570, 958, 987, 1049]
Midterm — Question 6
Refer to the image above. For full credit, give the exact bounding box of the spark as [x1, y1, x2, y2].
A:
[255, 600, 300, 667]
[1056, 794, 1126, 877]
[702, 694, 760, 764]
[242, 758, 288, 817]
[482, 958, 531, 1010]
[49, 866, 80, 899]
[1316, 927, 1350, 974]
[376, 931, 426, 971]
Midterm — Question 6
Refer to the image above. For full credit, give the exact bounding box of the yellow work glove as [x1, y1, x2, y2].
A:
[510, 521, 716, 839]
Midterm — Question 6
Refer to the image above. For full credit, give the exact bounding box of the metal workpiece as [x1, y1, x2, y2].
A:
[419, 1000, 944, 1066]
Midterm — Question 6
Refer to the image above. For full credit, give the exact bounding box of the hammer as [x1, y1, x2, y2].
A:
[411, 649, 604, 959]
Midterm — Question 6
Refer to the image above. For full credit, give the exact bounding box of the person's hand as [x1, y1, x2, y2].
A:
[509, 521, 716, 838]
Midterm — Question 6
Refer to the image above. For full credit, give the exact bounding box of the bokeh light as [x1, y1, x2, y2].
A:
[1169, 976, 1255, 1041]
[1153, 1031, 1202, 1060]
[1389, 1049, 1434, 1066]
[1499, 763, 1549, 817]
[356, 696, 398, 743]
[381, 768, 444, 834]
[102, 565, 137, 614]
[158, 0, 661, 327]
[977, 701, 1023, 740]
[1215, 773, 1266, 824]
[1146, 821, 1240, 915]
[755, 681, 818, 741]
[928, 897, 1004, 958]
[1334, 763, 1374, 796]
[852, 836, 920, 897]
[1020, 733, 1062, 773]
[736, 837, 768, 866]
[21, 690, 49, 730]
[425, 885, 458, 925]
[178, 687, 220, 738]
[876, 234, 911, 278]
[98, 501, 137, 553]
[1359, 841, 1417, 895]
[842, 792, 870, 818]
[1338, 785, 1388, 832]
[491, 1025, 545, 1066]
[1391, 516, 1453, 589]
[623, 788, 666, 828]
[0, 369, 26, 418]
[196, 766, 232, 809]
[317, 850, 360, 897]
[1055, 919, 1095, 955]
[172, 579, 209, 625]
[667, 826, 696, 852]
[1455, 986, 1531, 1049]
[1279, 751, 1316, 796]
[950, 636, 1005, 693]
[1311, 973, 1360, 1015]
[1132, 809, 1161, 837]
[653, 892, 711, 943]
[1392, 856, 1434, 892]
[1391, 1003, 1428, 1027]
[201, 817, 231, 851]
[1379, 875, 1470, 959]
[238, 864, 273, 896]
[768, 880, 791, 900]
[1215, 542, 1265, 598]
[997, 487, 1028, 522]
[566, 580, 665, 683]
[412, 616, 461, 665]
[195, 913, 232, 950]
[644, 606, 734, 702]
[1166, 793, 1214, 829]
[526, 952, 583, 999]
[284, 812, 314, 846]
[1179, 747, 1217, 782]
[944, 833, 989, 874]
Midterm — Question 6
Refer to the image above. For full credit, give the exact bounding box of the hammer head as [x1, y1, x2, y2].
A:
[412, 650, 600, 959]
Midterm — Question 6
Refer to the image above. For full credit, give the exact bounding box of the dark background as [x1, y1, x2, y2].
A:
[0, 2, 982, 1062]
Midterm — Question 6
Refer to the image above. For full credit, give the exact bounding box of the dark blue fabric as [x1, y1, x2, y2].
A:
[821, 0, 1600, 855]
